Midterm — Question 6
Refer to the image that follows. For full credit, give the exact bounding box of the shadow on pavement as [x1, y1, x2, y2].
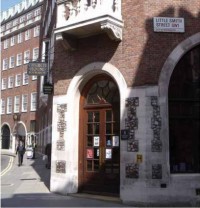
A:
[1, 193, 126, 207]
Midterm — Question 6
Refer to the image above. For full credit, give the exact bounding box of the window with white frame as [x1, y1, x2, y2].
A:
[31, 92, 37, 111]
[6, 22, 11, 30]
[27, 12, 32, 20]
[24, 50, 30, 64]
[2, 58, 8, 70]
[33, 48, 39, 61]
[1, 25, 5, 32]
[16, 53, 22, 66]
[20, 15, 25, 23]
[1, 78, 7, 90]
[8, 76, 14, 88]
[14, 95, 20, 112]
[23, 72, 29, 85]
[17, 33, 23, 43]
[15, 74, 21, 87]
[10, 36, 16, 46]
[13, 19, 18, 26]
[9, 56, 15, 68]
[33, 26, 40, 37]
[25, 29, 31, 40]
[7, 97, 12, 114]
[34, 8, 41, 16]
[4, 39, 9, 49]
[1, 99, 6, 114]
[22, 94, 28, 112]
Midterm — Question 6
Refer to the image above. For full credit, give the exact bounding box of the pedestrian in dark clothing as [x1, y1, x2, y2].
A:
[16, 141, 26, 166]
[45, 143, 52, 169]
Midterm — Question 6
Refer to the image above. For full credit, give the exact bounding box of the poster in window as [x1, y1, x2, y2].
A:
[106, 149, 112, 159]
[112, 136, 119, 146]
[87, 148, 93, 159]
[93, 136, 100, 146]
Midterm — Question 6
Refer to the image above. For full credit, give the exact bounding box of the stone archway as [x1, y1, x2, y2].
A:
[158, 32, 200, 173]
[1, 125, 11, 149]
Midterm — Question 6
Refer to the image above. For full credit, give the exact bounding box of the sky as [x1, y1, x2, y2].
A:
[1, 0, 22, 11]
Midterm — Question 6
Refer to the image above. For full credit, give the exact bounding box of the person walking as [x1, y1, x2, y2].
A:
[16, 140, 26, 166]
[45, 143, 52, 169]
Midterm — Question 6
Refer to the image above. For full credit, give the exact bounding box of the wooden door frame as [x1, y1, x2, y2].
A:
[78, 74, 119, 192]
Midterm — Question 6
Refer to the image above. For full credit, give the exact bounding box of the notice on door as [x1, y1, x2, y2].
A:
[153, 17, 185, 33]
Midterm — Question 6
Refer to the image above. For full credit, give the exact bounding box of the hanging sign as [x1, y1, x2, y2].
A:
[27, 62, 47, 76]
[43, 83, 53, 94]
[153, 17, 185, 33]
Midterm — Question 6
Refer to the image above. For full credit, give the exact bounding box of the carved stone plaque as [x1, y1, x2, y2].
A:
[56, 160, 66, 173]
[57, 140, 65, 151]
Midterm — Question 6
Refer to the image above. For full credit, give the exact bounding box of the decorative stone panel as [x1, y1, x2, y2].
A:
[126, 163, 139, 178]
[57, 104, 67, 140]
[56, 160, 66, 173]
[57, 140, 65, 151]
[152, 164, 162, 179]
[125, 97, 139, 152]
[151, 97, 162, 152]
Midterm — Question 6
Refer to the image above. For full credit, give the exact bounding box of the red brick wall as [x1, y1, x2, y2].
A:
[52, 0, 200, 95]
[1, 26, 40, 131]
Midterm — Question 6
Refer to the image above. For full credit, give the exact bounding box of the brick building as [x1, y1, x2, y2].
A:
[1, 0, 43, 152]
[46, 0, 200, 206]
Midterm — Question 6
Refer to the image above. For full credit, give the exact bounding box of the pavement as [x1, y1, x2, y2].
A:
[1, 150, 130, 208]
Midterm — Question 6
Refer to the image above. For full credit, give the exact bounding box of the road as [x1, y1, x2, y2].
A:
[1, 155, 11, 172]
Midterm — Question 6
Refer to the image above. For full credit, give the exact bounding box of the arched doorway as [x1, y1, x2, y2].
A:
[168, 45, 200, 173]
[79, 74, 120, 195]
[2, 125, 11, 149]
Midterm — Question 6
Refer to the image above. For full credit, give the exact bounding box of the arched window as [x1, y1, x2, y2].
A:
[169, 45, 200, 173]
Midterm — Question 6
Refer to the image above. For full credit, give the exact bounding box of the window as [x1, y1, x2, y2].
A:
[27, 12, 32, 20]
[17, 53, 22, 66]
[9, 56, 15, 68]
[22, 94, 28, 112]
[20, 16, 25, 23]
[2, 78, 7, 90]
[23, 72, 29, 85]
[34, 8, 41, 16]
[33, 26, 40, 37]
[169, 46, 200, 174]
[15, 74, 21, 87]
[1, 25, 5, 32]
[2, 58, 8, 70]
[17, 33, 23, 43]
[31, 93, 37, 111]
[25, 29, 31, 40]
[14, 95, 20, 112]
[13, 19, 18, 26]
[30, 120, 36, 131]
[10, 36, 16, 46]
[7, 97, 12, 114]
[33, 48, 39, 61]
[6, 22, 12, 30]
[8, 76, 14, 88]
[1, 99, 6, 114]
[24, 50, 30, 64]
[4, 39, 9, 49]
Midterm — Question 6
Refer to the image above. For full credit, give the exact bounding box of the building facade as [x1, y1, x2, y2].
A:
[1, 0, 43, 152]
[48, 0, 200, 206]
[36, 0, 56, 153]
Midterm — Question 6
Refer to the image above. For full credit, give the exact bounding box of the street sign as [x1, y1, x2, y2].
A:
[27, 62, 47, 76]
[153, 17, 185, 33]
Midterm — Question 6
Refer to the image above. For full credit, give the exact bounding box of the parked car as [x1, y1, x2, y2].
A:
[26, 146, 34, 159]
